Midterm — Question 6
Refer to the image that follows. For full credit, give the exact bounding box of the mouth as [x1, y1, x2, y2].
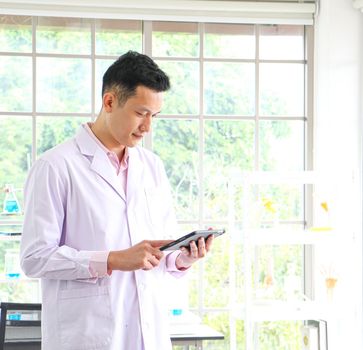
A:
[132, 133, 143, 140]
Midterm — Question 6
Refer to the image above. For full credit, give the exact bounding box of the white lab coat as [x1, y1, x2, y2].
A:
[20, 126, 182, 350]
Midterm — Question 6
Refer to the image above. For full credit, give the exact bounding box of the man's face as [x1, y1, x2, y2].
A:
[104, 85, 163, 148]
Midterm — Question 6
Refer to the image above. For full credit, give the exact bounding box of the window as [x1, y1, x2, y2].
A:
[0, 16, 312, 349]
[150, 22, 310, 350]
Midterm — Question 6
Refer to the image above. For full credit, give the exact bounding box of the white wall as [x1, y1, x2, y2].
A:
[314, 0, 362, 173]
[314, 1, 363, 348]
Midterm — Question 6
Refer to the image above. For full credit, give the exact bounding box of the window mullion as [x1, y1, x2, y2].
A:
[143, 20, 153, 151]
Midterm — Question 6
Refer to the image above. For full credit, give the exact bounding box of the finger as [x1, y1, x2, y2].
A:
[151, 248, 164, 260]
[189, 241, 198, 258]
[148, 255, 160, 268]
[198, 237, 206, 257]
[142, 261, 153, 271]
[180, 247, 189, 256]
[205, 235, 214, 252]
[142, 255, 160, 270]
[149, 239, 175, 248]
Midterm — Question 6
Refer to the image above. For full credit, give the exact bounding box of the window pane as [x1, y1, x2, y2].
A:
[260, 63, 304, 117]
[260, 25, 304, 61]
[0, 15, 32, 53]
[254, 245, 303, 301]
[95, 19, 142, 56]
[204, 23, 255, 59]
[204, 62, 255, 116]
[37, 58, 91, 113]
[0, 240, 40, 302]
[204, 120, 254, 220]
[247, 184, 304, 226]
[36, 117, 90, 156]
[95, 59, 114, 112]
[257, 321, 303, 350]
[36, 17, 91, 55]
[0, 116, 32, 220]
[203, 312, 232, 349]
[203, 233, 230, 307]
[0, 56, 32, 112]
[152, 22, 199, 58]
[157, 61, 199, 115]
[260, 120, 304, 171]
[152, 119, 199, 221]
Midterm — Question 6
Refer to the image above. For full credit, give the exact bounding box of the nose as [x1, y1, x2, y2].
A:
[139, 115, 152, 133]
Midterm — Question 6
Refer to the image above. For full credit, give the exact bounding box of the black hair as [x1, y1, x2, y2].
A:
[101, 51, 170, 105]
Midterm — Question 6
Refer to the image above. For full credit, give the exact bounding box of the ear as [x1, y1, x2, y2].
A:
[103, 92, 116, 112]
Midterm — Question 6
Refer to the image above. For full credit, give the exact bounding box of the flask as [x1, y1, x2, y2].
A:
[5, 249, 21, 279]
[3, 184, 21, 214]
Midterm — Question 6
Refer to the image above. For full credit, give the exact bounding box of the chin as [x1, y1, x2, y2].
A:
[128, 139, 141, 148]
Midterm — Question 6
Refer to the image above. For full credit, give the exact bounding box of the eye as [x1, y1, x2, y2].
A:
[136, 111, 144, 117]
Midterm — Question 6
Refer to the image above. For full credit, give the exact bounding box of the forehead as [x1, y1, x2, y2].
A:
[125, 86, 163, 110]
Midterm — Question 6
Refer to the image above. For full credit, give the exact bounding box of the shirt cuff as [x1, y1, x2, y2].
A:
[89, 251, 110, 278]
[166, 250, 191, 272]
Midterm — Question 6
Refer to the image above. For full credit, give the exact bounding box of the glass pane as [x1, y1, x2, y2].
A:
[0, 56, 32, 112]
[254, 245, 303, 301]
[257, 321, 303, 350]
[204, 120, 254, 220]
[0, 240, 40, 303]
[152, 119, 199, 221]
[36, 117, 90, 156]
[204, 62, 255, 116]
[157, 61, 199, 115]
[260, 120, 304, 171]
[260, 25, 304, 61]
[259, 63, 304, 117]
[95, 19, 142, 56]
[246, 184, 304, 227]
[37, 57, 91, 113]
[203, 312, 232, 349]
[36, 17, 91, 55]
[152, 22, 199, 57]
[0, 15, 32, 53]
[0, 116, 32, 220]
[95, 59, 114, 112]
[204, 23, 255, 59]
[203, 232, 230, 307]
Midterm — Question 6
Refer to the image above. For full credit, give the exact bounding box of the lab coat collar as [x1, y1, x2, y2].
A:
[75, 126, 127, 202]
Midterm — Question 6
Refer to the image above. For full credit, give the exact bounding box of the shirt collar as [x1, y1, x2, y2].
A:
[83, 122, 129, 167]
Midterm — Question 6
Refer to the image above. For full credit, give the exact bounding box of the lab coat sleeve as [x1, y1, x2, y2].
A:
[20, 159, 97, 282]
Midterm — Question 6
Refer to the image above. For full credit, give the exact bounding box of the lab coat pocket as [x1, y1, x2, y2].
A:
[145, 187, 165, 234]
[58, 285, 113, 350]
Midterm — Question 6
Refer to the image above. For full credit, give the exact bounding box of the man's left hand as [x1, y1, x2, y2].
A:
[175, 235, 214, 270]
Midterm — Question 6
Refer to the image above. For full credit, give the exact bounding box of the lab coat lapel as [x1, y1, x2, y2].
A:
[126, 147, 144, 207]
[90, 149, 126, 202]
[75, 127, 126, 202]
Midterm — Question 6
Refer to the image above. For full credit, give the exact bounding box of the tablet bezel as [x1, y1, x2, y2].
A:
[159, 229, 225, 251]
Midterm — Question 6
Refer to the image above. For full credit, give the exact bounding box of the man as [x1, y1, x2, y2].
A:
[20, 51, 213, 350]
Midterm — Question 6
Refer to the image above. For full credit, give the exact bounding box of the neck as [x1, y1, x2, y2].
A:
[90, 117, 126, 161]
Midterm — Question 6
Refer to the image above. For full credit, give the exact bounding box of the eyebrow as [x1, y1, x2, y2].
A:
[135, 106, 161, 116]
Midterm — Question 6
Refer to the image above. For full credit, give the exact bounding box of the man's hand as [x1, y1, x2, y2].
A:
[175, 235, 214, 270]
[107, 240, 173, 272]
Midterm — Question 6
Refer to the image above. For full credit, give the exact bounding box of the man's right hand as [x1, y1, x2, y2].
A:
[107, 240, 173, 271]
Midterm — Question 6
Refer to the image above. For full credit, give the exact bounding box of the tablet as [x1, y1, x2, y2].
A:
[159, 229, 225, 251]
